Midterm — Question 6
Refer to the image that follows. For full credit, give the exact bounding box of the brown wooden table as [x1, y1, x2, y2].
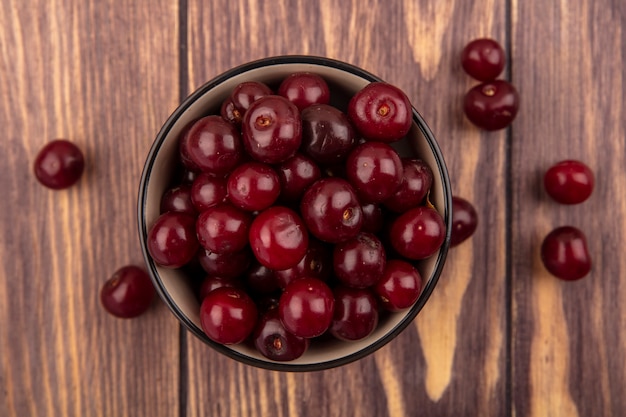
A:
[1, 1, 624, 416]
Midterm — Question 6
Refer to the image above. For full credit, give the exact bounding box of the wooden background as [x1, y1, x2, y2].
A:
[1, 0, 624, 416]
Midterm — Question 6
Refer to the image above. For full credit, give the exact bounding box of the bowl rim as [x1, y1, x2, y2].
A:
[137, 55, 452, 372]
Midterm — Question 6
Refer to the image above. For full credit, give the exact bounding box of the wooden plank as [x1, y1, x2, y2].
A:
[510, 1, 626, 416]
[185, 1, 509, 415]
[0, 1, 181, 416]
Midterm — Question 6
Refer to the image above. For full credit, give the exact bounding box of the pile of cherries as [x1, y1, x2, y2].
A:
[145, 73, 446, 360]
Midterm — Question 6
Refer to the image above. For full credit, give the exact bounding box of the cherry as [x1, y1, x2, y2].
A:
[227, 162, 280, 211]
[461, 38, 506, 81]
[100, 266, 156, 318]
[543, 160, 594, 205]
[274, 239, 332, 288]
[463, 80, 519, 131]
[160, 184, 196, 215]
[278, 72, 330, 110]
[540, 226, 591, 280]
[199, 275, 243, 300]
[346, 142, 403, 203]
[301, 104, 356, 165]
[249, 206, 309, 270]
[253, 307, 309, 361]
[333, 232, 386, 288]
[278, 277, 335, 338]
[276, 153, 321, 202]
[374, 260, 422, 312]
[147, 212, 199, 268]
[330, 286, 379, 341]
[200, 287, 258, 344]
[230, 81, 273, 114]
[183, 115, 242, 175]
[34, 139, 85, 189]
[190, 173, 228, 212]
[300, 178, 363, 243]
[383, 158, 433, 213]
[348, 82, 412, 142]
[450, 196, 478, 247]
[196, 204, 252, 254]
[245, 262, 280, 295]
[360, 203, 384, 234]
[220, 98, 243, 125]
[242, 95, 302, 164]
[197, 247, 252, 278]
[390, 206, 445, 260]
[178, 121, 202, 172]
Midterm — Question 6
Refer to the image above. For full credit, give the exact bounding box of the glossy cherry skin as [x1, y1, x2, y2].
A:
[34, 140, 85, 189]
[543, 160, 594, 204]
[278, 277, 335, 338]
[198, 275, 243, 300]
[461, 38, 506, 81]
[160, 184, 196, 215]
[330, 286, 379, 341]
[540, 226, 591, 280]
[242, 95, 302, 164]
[147, 212, 199, 268]
[220, 97, 243, 125]
[348, 82, 412, 142]
[190, 173, 228, 212]
[245, 262, 280, 295]
[230, 81, 273, 113]
[360, 203, 384, 234]
[249, 206, 309, 271]
[346, 142, 404, 203]
[463, 80, 519, 131]
[196, 204, 252, 254]
[197, 247, 252, 278]
[389, 206, 445, 260]
[253, 307, 309, 361]
[227, 162, 280, 211]
[300, 178, 363, 243]
[276, 153, 321, 202]
[450, 196, 478, 247]
[333, 232, 386, 288]
[278, 72, 330, 110]
[100, 266, 156, 318]
[374, 260, 423, 312]
[274, 239, 332, 288]
[200, 287, 258, 344]
[183, 115, 242, 175]
[301, 104, 356, 165]
[383, 158, 433, 213]
[178, 121, 202, 172]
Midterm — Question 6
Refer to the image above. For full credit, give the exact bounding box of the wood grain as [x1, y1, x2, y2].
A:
[510, 0, 626, 416]
[185, 1, 509, 416]
[0, 1, 181, 416]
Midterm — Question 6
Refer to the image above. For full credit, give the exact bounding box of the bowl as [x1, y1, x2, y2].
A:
[138, 55, 452, 371]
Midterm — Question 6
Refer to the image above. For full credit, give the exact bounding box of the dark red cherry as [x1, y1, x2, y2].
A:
[230, 81, 273, 113]
[100, 266, 156, 318]
[278, 277, 335, 338]
[463, 80, 519, 130]
[200, 287, 258, 344]
[242, 95, 302, 164]
[198, 275, 243, 300]
[300, 178, 363, 243]
[183, 115, 242, 175]
[196, 204, 252, 254]
[253, 307, 309, 361]
[190, 173, 228, 212]
[348, 82, 412, 142]
[389, 206, 445, 260]
[245, 262, 280, 295]
[278, 72, 330, 110]
[461, 38, 506, 81]
[450, 196, 478, 247]
[276, 153, 321, 202]
[360, 203, 384, 234]
[178, 121, 202, 172]
[249, 206, 309, 270]
[383, 158, 433, 213]
[301, 104, 356, 165]
[346, 141, 403, 203]
[274, 239, 332, 288]
[540, 226, 591, 280]
[330, 286, 379, 341]
[220, 97, 243, 125]
[227, 162, 280, 211]
[147, 212, 199, 268]
[543, 160, 594, 205]
[333, 233, 386, 288]
[197, 247, 252, 278]
[160, 184, 196, 215]
[34, 139, 85, 189]
[374, 260, 422, 312]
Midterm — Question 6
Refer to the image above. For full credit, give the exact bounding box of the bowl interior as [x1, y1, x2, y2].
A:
[139, 58, 451, 370]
